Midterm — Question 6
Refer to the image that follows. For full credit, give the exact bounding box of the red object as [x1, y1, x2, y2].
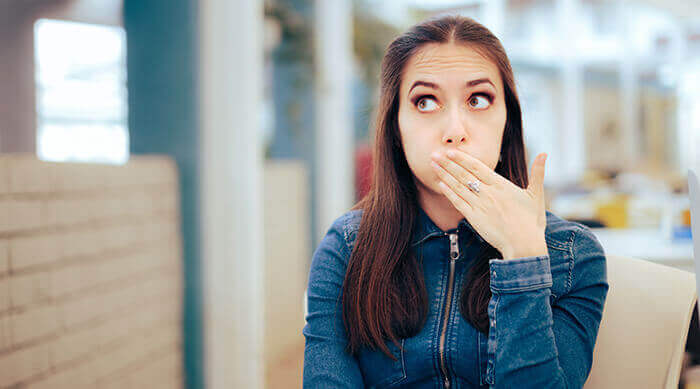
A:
[354, 143, 373, 201]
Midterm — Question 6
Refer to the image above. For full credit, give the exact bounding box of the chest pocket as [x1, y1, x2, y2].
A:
[357, 338, 407, 388]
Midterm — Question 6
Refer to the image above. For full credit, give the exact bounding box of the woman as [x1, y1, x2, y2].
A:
[303, 15, 608, 388]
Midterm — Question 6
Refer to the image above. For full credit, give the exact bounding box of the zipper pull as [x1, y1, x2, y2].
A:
[449, 233, 459, 260]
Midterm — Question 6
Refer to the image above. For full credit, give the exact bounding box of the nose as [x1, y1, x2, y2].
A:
[443, 132, 466, 145]
[441, 108, 468, 145]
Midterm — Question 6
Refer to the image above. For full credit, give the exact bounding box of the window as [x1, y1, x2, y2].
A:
[34, 18, 128, 164]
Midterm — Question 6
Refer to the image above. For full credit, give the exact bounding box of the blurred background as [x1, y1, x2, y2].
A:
[0, 0, 698, 388]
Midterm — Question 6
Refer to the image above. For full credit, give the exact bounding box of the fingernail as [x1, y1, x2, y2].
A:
[446, 150, 455, 158]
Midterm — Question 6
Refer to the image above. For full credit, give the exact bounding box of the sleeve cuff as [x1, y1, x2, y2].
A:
[488, 255, 553, 293]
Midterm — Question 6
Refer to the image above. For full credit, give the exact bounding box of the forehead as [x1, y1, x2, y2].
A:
[401, 42, 502, 92]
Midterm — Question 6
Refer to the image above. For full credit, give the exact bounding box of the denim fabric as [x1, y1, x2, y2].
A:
[303, 205, 609, 388]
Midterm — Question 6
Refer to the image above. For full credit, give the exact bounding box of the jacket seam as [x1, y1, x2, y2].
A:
[545, 236, 569, 251]
[491, 281, 554, 293]
[478, 331, 484, 385]
[490, 293, 500, 385]
[411, 230, 444, 247]
[400, 339, 406, 382]
[341, 214, 356, 258]
[565, 228, 578, 293]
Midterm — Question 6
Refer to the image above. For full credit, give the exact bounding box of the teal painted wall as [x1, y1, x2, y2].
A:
[123, 1, 203, 388]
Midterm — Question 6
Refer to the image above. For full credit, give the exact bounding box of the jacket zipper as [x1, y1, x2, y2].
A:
[439, 232, 460, 388]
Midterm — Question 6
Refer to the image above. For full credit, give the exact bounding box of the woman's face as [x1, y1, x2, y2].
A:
[398, 42, 507, 197]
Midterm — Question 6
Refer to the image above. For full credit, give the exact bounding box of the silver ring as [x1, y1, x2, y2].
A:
[467, 181, 480, 193]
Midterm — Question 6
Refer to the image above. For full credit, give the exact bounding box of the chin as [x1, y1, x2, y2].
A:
[415, 176, 443, 197]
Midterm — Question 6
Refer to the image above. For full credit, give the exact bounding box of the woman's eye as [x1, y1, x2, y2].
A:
[469, 94, 492, 110]
[416, 97, 439, 112]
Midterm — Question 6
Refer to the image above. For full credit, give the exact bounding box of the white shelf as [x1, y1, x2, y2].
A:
[590, 227, 695, 272]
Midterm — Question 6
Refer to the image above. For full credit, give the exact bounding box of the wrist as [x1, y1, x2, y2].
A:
[501, 240, 548, 261]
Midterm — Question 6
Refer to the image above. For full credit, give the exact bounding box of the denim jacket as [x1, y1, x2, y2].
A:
[303, 206, 609, 388]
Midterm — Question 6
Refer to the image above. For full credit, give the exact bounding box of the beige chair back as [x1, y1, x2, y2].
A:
[584, 255, 697, 388]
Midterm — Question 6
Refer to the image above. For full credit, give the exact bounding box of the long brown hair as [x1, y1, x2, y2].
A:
[342, 15, 529, 361]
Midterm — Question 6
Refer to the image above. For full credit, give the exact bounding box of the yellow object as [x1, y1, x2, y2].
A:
[595, 195, 629, 228]
[683, 208, 692, 227]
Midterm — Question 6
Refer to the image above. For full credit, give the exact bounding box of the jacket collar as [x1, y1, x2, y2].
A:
[411, 205, 483, 246]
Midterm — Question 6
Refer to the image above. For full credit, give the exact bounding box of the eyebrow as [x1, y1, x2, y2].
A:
[408, 78, 495, 94]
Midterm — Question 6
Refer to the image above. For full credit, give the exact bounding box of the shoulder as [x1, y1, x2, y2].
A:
[315, 208, 364, 264]
[332, 208, 364, 252]
[307, 210, 362, 288]
[544, 210, 607, 291]
[544, 210, 604, 255]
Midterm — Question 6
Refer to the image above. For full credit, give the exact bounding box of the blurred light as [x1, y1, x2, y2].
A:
[657, 64, 675, 87]
[34, 19, 128, 164]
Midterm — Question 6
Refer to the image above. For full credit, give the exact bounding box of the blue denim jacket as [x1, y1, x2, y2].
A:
[303, 206, 609, 388]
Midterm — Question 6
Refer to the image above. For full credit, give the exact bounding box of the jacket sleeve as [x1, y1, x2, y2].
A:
[484, 226, 609, 388]
[302, 215, 365, 388]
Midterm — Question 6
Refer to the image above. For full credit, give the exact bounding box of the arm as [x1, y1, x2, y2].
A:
[484, 227, 609, 388]
[302, 215, 365, 388]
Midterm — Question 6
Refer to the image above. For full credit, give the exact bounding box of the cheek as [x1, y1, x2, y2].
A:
[480, 108, 507, 169]
[398, 112, 440, 183]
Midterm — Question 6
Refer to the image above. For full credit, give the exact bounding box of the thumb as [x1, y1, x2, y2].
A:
[528, 153, 547, 198]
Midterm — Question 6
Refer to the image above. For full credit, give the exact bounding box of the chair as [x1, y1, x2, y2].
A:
[584, 255, 697, 388]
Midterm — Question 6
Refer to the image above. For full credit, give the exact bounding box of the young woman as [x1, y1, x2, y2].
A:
[303, 15, 608, 388]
